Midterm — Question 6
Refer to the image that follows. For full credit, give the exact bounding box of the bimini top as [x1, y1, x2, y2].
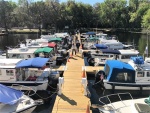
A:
[86, 32, 96, 35]
[34, 47, 53, 54]
[94, 44, 108, 49]
[100, 49, 120, 54]
[16, 57, 50, 68]
[105, 60, 134, 81]
[0, 84, 23, 105]
[48, 42, 56, 48]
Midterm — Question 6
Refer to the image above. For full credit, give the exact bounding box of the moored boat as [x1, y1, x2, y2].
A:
[86, 49, 139, 66]
[91, 92, 150, 113]
[0, 84, 43, 113]
[0, 58, 59, 92]
[94, 57, 150, 94]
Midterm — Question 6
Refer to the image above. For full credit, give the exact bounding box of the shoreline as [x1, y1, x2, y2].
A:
[0, 28, 149, 36]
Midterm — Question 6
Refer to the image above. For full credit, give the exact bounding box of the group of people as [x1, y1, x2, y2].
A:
[63, 35, 81, 56]
[71, 40, 80, 56]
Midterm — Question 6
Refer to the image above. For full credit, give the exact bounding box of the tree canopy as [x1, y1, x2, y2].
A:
[0, 0, 149, 33]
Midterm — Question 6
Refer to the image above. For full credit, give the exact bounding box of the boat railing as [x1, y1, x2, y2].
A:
[98, 92, 133, 111]
[11, 84, 36, 96]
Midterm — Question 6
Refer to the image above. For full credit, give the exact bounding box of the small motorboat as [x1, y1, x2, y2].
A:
[0, 84, 43, 113]
[90, 92, 150, 113]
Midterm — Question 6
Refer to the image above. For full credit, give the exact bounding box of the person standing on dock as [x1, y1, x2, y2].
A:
[76, 39, 80, 52]
[68, 36, 73, 49]
[71, 43, 77, 56]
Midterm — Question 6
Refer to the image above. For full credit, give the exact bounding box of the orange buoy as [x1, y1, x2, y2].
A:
[67, 58, 70, 62]
[86, 104, 90, 113]
[82, 69, 86, 78]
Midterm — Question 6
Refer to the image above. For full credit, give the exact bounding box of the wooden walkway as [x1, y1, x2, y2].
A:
[52, 54, 91, 113]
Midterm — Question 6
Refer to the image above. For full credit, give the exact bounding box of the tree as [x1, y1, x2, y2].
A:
[0, 0, 17, 33]
[142, 9, 150, 29]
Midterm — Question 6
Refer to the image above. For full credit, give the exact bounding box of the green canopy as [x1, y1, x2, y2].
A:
[48, 37, 62, 42]
[89, 37, 99, 40]
[34, 47, 53, 54]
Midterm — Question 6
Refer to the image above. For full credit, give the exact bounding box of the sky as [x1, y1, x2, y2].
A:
[60, 0, 104, 5]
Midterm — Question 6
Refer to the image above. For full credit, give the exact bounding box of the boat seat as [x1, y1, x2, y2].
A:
[26, 75, 37, 81]
[134, 103, 150, 113]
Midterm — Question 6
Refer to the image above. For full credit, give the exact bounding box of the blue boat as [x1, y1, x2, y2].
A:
[0, 58, 50, 92]
[94, 59, 150, 94]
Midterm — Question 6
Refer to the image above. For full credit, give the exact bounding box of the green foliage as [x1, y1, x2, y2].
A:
[0, 0, 149, 32]
[142, 9, 150, 29]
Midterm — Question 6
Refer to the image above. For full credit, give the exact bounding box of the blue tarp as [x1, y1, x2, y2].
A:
[0, 84, 23, 105]
[16, 57, 50, 68]
[130, 56, 144, 64]
[94, 44, 108, 49]
[101, 49, 120, 54]
[104, 60, 135, 82]
[86, 32, 96, 35]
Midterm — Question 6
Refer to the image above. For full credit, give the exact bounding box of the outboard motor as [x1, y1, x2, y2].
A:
[88, 58, 95, 66]
[93, 70, 106, 91]
[47, 71, 60, 92]
[94, 70, 105, 84]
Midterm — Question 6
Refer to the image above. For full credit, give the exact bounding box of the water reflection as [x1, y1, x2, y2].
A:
[0, 32, 149, 55]
[0, 34, 38, 50]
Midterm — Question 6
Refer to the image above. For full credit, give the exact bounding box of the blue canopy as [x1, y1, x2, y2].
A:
[94, 44, 108, 49]
[86, 32, 96, 35]
[104, 60, 135, 82]
[16, 57, 50, 68]
[0, 84, 23, 105]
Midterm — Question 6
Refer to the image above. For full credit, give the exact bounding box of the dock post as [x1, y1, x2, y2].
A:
[81, 77, 88, 96]
[57, 77, 64, 95]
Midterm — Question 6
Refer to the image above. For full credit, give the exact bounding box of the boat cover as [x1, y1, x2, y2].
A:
[34, 47, 53, 54]
[94, 44, 108, 49]
[130, 56, 144, 64]
[86, 32, 96, 35]
[48, 37, 62, 42]
[0, 84, 23, 105]
[48, 42, 56, 48]
[104, 60, 135, 82]
[88, 37, 99, 40]
[16, 57, 50, 68]
[100, 49, 120, 54]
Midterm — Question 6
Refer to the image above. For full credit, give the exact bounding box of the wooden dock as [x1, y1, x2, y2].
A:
[52, 54, 91, 113]
[82, 66, 104, 72]
[52, 33, 104, 113]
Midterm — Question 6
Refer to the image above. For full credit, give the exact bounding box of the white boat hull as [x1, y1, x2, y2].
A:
[0, 95, 37, 113]
[104, 80, 150, 90]
[98, 98, 147, 113]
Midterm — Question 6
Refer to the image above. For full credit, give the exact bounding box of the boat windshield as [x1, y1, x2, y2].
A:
[135, 103, 150, 113]
[98, 92, 133, 111]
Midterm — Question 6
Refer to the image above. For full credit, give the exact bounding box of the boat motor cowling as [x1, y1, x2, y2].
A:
[95, 70, 105, 83]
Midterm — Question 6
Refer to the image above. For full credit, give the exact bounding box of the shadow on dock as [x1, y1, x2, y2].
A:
[58, 94, 77, 105]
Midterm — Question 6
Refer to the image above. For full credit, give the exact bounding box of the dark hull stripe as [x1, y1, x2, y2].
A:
[106, 82, 150, 87]
[0, 82, 43, 86]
